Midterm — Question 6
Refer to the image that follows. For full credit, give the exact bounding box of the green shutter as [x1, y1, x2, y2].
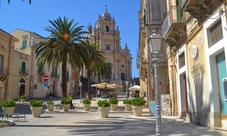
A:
[67, 71, 69, 80]
[38, 63, 43, 73]
[22, 62, 26, 73]
[54, 67, 57, 76]
[22, 40, 27, 49]
[0, 55, 3, 73]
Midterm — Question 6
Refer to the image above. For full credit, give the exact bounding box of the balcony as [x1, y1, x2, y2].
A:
[67, 76, 71, 81]
[136, 56, 141, 69]
[51, 73, 59, 78]
[183, 0, 224, 25]
[162, 6, 186, 47]
[19, 68, 29, 76]
[0, 67, 9, 75]
[37, 69, 46, 75]
[139, 19, 145, 29]
[0, 67, 9, 81]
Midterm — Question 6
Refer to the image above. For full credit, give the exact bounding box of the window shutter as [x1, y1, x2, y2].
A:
[67, 71, 69, 80]
[22, 62, 26, 73]
[39, 63, 43, 72]
[22, 40, 27, 49]
[0, 55, 3, 73]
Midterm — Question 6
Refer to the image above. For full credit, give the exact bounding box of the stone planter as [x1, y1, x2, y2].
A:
[98, 107, 110, 118]
[47, 104, 54, 111]
[132, 106, 143, 116]
[62, 104, 70, 111]
[3, 107, 15, 115]
[110, 104, 118, 111]
[124, 104, 132, 111]
[31, 107, 43, 117]
[20, 99, 25, 103]
[83, 104, 91, 111]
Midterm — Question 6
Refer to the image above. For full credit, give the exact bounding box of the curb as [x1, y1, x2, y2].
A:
[0, 120, 15, 128]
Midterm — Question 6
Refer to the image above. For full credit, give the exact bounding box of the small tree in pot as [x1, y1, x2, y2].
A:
[82, 98, 91, 111]
[61, 97, 71, 111]
[97, 99, 110, 118]
[131, 97, 145, 116]
[30, 100, 43, 117]
[20, 95, 26, 103]
[1, 99, 16, 116]
[47, 100, 54, 111]
[109, 97, 118, 111]
[123, 99, 132, 111]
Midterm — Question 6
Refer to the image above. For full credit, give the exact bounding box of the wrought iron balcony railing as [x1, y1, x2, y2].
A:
[19, 68, 29, 74]
[51, 73, 59, 78]
[162, 6, 186, 37]
[0, 67, 9, 75]
[37, 69, 46, 74]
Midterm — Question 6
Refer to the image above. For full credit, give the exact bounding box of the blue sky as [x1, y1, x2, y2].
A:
[0, 0, 140, 78]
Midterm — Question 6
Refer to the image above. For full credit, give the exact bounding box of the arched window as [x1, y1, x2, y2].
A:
[106, 26, 109, 32]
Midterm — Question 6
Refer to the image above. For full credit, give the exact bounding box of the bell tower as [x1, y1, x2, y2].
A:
[88, 5, 133, 83]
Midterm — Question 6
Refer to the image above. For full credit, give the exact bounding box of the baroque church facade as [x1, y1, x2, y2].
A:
[83, 6, 133, 84]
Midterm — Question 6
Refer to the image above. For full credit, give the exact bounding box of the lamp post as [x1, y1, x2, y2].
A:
[125, 81, 128, 99]
[149, 30, 162, 136]
[17, 83, 21, 102]
[79, 82, 82, 103]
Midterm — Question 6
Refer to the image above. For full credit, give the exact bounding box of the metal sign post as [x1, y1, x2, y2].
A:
[43, 75, 49, 111]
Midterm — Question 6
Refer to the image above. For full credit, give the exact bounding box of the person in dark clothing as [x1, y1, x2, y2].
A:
[69, 94, 75, 109]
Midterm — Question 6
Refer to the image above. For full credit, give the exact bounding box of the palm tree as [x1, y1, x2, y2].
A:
[7, 0, 31, 4]
[93, 57, 113, 83]
[35, 16, 88, 97]
[81, 40, 105, 100]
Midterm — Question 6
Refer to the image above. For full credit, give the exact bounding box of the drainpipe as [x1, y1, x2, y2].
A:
[5, 35, 13, 100]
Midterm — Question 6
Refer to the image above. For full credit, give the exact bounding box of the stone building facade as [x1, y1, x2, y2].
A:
[0, 29, 18, 102]
[138, 0, 169, 107]
[150, 0, 227, 130]
[10, 29, 79, 98]
[84, 6, 133, 85]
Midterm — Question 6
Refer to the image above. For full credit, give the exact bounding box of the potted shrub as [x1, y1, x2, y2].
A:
[85, 92, 88, 98]
[47, 100, 54, 111]
[97, 99, 110, 118]
[131, 97, 145, 116]
[29, 100, 43, 117]
[61, 97, 71, 111]
[109, 97, 118, 111]
[82, 98, 91, 111]
[48, 93, 54, 99]
[123, 99, 132, 111]
[20, 95, 26, 103]
[1, 99, 16, 115]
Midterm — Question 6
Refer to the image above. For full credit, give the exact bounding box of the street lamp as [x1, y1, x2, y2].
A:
[79, 82, 82, 103]
[125, 81, 128, 99]
[149, 30, 162, 136]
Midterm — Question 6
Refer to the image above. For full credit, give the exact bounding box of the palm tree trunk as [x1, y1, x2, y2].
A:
[62, 61, 67, 97]
[87, 70, 92, 100]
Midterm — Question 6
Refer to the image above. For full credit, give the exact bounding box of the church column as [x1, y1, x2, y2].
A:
[113, 56, 115, 80]
[115, 59, 120, 79]
[129, 61, 132, 80]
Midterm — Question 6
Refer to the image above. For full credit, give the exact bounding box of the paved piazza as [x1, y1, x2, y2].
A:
[0, 99, 224, 136]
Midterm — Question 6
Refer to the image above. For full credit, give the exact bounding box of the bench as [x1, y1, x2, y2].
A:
[2, 113, 26, 122]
